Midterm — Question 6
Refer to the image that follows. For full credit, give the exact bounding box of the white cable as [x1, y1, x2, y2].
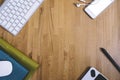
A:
[75, 3, 87, 8]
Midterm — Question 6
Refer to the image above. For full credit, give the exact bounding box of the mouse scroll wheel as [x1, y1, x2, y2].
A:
[91, 69, 96, 77]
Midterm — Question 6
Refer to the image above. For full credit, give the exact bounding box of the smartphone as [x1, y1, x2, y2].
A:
[80, 67, 108, 80]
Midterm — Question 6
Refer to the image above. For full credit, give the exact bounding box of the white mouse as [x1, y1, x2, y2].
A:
[0, 61, 13, 77]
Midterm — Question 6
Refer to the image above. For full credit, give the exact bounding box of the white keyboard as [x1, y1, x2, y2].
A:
[0, 0, 44, 36]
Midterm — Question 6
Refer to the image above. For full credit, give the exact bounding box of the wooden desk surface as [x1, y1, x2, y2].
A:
[0, 0, 120, 80]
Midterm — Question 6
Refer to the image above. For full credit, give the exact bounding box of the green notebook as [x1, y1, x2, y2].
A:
[0, 38, 39, 80]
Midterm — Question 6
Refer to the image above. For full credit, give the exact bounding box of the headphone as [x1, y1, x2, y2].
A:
[75, 0, 96, 8]
[75, 0, 88, 8]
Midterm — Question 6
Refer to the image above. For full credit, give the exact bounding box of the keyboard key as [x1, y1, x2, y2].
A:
[4, 7, 8, 10]
[11, 10, 16, 14]
[32, 0, 36, 3]
[15, 20, 19, 24]
[8, 27, 14, 32]
[1, 20, 7, 26]
[17, 3, 21, 7]
[23, 9, 28, 14]
[1, 16, 5, 20]
[10, 19, 14, 23]
[21, 5, 25, 9]
[7, 3, 11, 7]
[6, 9, 11, 13]
[9, 5, 14, 10]
[10, 0, 14, 3]
[18, 8, 23, 13]
[12, 2, 16, 6]
[18, 16, 22, 20]
[20, 0, 24, 4]
[9, 13, 13, 18]
[15, 0, 19, 3]
[16, 12, 20, 16]
[6, 17, 10, 21]
[21, 13, 25, 17]
[12, 23, 17, 27]
[0, 20, 2, 24]
[21, 19, 26, 24]
[0, 14, 2, 17]
[14, 6, 19, 11]
[5, 22, 12, 29]
[26, 5, 30, 10]
[1, 10, 5, 14]
[15, 27, 21, 31]
[13, 15, 17, 20]
[12, 30, 18, 35]
[18, 23, 23, 28]
[3, 12, 8, 17]
[29, 2, 33, 6]
[24, 1, 28, 5]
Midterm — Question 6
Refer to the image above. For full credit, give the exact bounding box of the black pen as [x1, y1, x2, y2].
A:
[100, 48, 120, 73]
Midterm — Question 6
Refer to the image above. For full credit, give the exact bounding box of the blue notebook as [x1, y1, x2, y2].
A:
[0, 50, 28, 80]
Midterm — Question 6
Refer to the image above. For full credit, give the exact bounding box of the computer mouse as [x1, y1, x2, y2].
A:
[0, 61, 13, 77]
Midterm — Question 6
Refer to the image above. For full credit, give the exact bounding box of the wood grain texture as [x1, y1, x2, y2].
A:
[0, 0, 120, 80]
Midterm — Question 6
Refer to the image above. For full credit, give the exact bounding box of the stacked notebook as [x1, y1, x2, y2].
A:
[0, 38, 39, 80]
[0, 50, 28, 80]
